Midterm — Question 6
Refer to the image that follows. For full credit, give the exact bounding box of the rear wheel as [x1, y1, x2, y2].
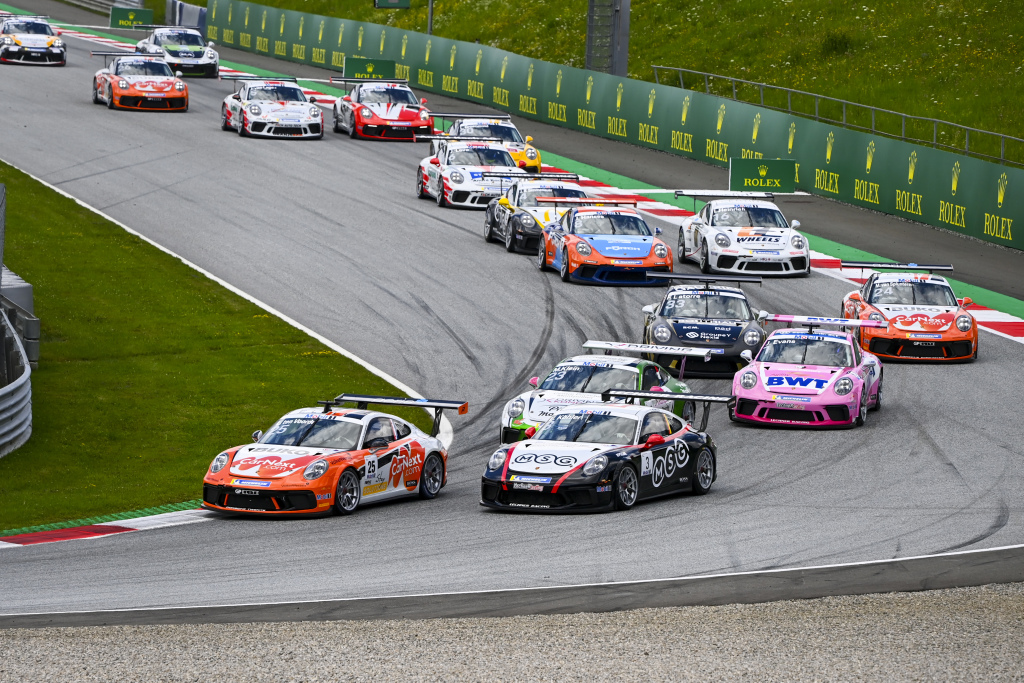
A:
[559, 247, 571, 282]
[692, 449, 715, 495]
[484, 217, 497, 242]
[333, 469, 361, 515]
[613, 465, 639, 510]
[418, 453, 445, 499]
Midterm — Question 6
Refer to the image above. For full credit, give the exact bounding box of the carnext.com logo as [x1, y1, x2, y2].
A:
[230, 479, 271, 487]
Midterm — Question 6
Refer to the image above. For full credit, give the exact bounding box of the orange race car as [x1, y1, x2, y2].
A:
[91, 51, 188, 111]
[840, 262, 978, 361]
[202, 394, 468, 517]
[536, 199, 673, 285]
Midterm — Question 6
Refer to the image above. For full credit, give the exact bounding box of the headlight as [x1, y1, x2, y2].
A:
[868, 312, 885, 322]
[956, 315, 973, 332]
[248, 104, 262, 116]
[714, 233, 731, 248]
[653, 324, 672, 343]
[210, 452, 229, 473]
[520, 214, 536, 228]
[741, 371, 757, 389]
[175, 81, 185, 91]
[1, 37, 12, 45]
[309, 107, 320, 117]
[360, 107, 373, 119]
[419, 109, 430, 120]
[206, 50, 216, 59]
[506, 398, 525, 419]
[488, 450, 507, 470]
[575, 241, 592, 256]
[450, 171, 465, 185]
[525, 148, 538, 160]
[834, 377, 854, 396]
[791, 234, 807, 249]
[654, 243, 668, 258]
[743, 329, 761, 346]
[118, 80, 129, 89]
[582, 455, 608, 477]
[303, 459, 329, 480]
[53, 39, 64, 48]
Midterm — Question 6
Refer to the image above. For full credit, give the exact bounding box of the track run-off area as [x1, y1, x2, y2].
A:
[1, 11, 1024, 618]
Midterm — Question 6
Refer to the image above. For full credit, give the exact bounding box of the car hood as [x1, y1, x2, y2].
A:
[246, 100, 316, 117]
[523, 206, 569, 226]
[581, 235, 654, 258]
[755, 363, 844, 395]
[228, 444, 344, 479]
[162, 46, 205, 59]
[362, 102, 424, 121]
[873, 305, 958, 332]
[724, 227, 790, 248]
[522, 390, 610, 423]
[121, 76, 178, 92]
[451, 167, 525, 185]
[669, 319, 744, 344]
[507, 440, 619, 475]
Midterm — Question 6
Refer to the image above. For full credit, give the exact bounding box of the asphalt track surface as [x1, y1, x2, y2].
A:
[1, 19, 1023, 616]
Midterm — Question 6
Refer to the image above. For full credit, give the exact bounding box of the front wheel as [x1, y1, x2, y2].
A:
[559, 247, 571, 282]
[220, 105, 232, 131]
[536, 241, 549, 271]
[504, 222, 517, 252]
[418, 453, 445, 499]
[612, 465, 639, 510]
[869, 374, 882, 412]
[699, 241, 712, 274]
[854, 391, 868, 427]
[436, 180, 447, 207]
[92, 79, 101, 104]
[106, 84, 115, 110]
[348, 114, 358, 139]
[333, 469, 361, 515]
[332, 109, 342, 133]
[416, 169, 429, 199]
[691, 448, 715, 495]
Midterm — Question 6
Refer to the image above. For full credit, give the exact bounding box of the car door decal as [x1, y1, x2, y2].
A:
[650, 439, 689, 489]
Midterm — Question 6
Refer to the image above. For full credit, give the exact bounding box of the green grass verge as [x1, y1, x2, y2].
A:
[0, 161, 431, 532]
[254, 0, 1021, 156]
[0, 500, 201, 538]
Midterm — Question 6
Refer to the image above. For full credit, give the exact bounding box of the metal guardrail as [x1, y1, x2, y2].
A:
[652, 65, 1024, 168]
[0, 309, 31, 459]
[1, 296, 38, 370]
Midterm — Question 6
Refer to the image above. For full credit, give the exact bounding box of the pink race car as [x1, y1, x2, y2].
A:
[730, 315, 887, 428]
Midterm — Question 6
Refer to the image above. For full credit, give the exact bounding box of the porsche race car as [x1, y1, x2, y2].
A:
[0, 15, 65, 65]
[417, 138, 527, 208]
[731, 315, 886, 428]
[678, 192, 809, 276]
[537, 200, 673, 284]
[91, 52, 188, 111]
[135, 26, 218, 77]
[483, 173, 587, 253]
[432, 115, 541, 172]
[220, 77, 323, 139]
[482, 390, 730, 512]
[202, 394, 468, 516]
[840, 262, 978, 361]
[641, 273, 767, 377]
[332, 79, 432, 140]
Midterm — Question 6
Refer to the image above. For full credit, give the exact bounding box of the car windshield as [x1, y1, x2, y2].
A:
[154, 32, 205, 47]
[711, 207, 788, 228]
[519, 188, 587, 207]
[758, 336, 854, 367]
[248, 85, 307, 102]
[259, 416, 362, 450]
[448, 148, 516, 167]
[459, 123, 523, 143]
[539, 363, 637, 393]
[534, 412, 638, 445]
[116, 60, 174, 76]
[867, 281, 957, 306]
[661, 291, 751, 319]
[3, 21, 53, 35]
[360, 87, 419, 104]
[573, 213, 650, 236]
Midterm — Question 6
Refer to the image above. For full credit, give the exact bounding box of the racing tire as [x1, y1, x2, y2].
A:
[854, 391, 869, 427]
[418, 453, 445, 500]
[106, 84, 115, 110]
[678, 238, 687, 263]
[483, 218, 497, 242]
[436, 180, 447, 207]
[92, 79, 101, 105]
[681, 400, 697, 424]
[699, 241, 712, 274]
[348, 115, 358, 139]
[536, 242, 549, 271]
[869, 373, 882, 412]
[691, 448, 715, 495]
[220, 105, 232, 131]
[333, 468, 361, 515]
[612, 465, 639, 511]
[559, 248, 571, 283]
[504, 223, 517, 252]
[332, 110, 342, 134]
[416, 170, 430, 199]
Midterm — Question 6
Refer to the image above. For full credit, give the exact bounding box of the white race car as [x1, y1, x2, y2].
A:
[416, 138, 526, 208]
[220, 78, 324, 139]
[331, 79, 432, 140]
[135, 26, 218, 77]
[432, 115, 541, 172]
[0, 15, 65, 66]
[679, 197, 809, 276]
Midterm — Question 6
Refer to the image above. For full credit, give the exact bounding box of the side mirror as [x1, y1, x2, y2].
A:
[518, 160, 528, 168]
[421, 98, 428, 104]
[692, 216, 703, 225]
[208, 41, 215, 48]
[251, 430, 263, 442]
[528, 376, 539, 388]
[526, 135, 534, 143]
[57, 29, 63, 36]
[308, 97, 317, 103]
[791, 220, 801, 229]
[642, 434, 666, 450]
[342, 95, 352, 102]
[848, 292, 862, 302]
[960, 296, 973, 308]
[648, 385, 666, 393]
[429, 157, 441, 166]
[231, 93, 240, 100]
[365, 437, 390, 450]
[175, 71, 183, 78]
[498, 197, 511, 209]
[757, 310, 769, 323]
[740, 350, 754, 363]
[654, 227, 663, 235]
[524, 426, 537, 439]
[641, 304, 655, 315]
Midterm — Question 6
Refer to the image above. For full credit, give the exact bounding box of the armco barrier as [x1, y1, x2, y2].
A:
[0, 309, 31, 459]
[205, 0, 1021, 252]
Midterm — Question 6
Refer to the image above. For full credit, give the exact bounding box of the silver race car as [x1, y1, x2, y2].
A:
[220, 77, 324, 139]
[135, 26, 218, 77]
[0, 15, 65, 66]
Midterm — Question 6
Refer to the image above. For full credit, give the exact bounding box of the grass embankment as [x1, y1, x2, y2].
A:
[264, 0, 1022, 157]
[0, 162, 430, 532]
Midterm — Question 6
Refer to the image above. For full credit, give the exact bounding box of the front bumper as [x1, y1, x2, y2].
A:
[358, 122, 432, 140]
[165, 58, 218, 77]
[864, 335, 975, 361]
[245, 119, 323, 138]
[114, 94, 188, 111]
[709, 250, 808, 275]
[202, 483, 331, 515]
[445, 186, 504, 208]
[731, 395, 856, 427]
[512, 228, 543, 252]
[569, 263, 671, 285]
[0, 45, 65, 64]
[480, 476, 614, 512]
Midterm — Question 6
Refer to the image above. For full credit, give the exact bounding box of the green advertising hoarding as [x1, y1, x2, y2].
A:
[729, 159, 797, 193]
[344, 57, 395, 79]
[206, 0, 1020, 252]
[109, 7, 153, 29]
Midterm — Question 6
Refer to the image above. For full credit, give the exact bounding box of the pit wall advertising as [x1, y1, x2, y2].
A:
[206, 0, 1019, 251]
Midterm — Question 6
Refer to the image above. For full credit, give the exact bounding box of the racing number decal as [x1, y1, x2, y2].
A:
[363, 454, 378, 482]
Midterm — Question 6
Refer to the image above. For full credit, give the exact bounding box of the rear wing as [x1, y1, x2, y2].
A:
[91, 50, 151, 67]
[582, 340, 723, 362]
[646, 273, 762, 287]
[535, 197, 637, 207]
[674, 190, 776, 200]
[601, 389, 732, 432]
[300, 77, 410, 86]
[415, 135, 502, 142]
[840, 261, 953, 274]
[430, 113, 511, 120]
[321, 394, 469, 438]
[218, 75, 297, 81]
[134, 25, 201, 31]
[478, 172, 579, 182]
[765, 314, 888, 329]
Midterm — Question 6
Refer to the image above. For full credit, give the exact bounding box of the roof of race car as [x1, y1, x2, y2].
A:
[665, 285, 748, 298]
[557, 355, 643, 368]
[871, 272, 952, 286]
[152, 27, 202, 35]
[445, 141, 507, 151]
[458, 118, 518, 126]
[706, 199, 782, 211]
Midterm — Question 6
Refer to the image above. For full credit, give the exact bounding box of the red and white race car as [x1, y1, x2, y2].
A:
[220, 77, 323, 139]
[416, 137, 527, 208]
[331, 79, 432, 140]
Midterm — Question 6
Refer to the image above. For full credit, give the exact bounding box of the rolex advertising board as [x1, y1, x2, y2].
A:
[729, 159, 797, 193]
[207, 0, 1020, 252]
[109, 7, 153, 29]
[344, 57, 395, 79]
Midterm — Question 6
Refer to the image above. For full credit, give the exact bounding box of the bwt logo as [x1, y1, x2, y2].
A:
[767, 377, 829, 389]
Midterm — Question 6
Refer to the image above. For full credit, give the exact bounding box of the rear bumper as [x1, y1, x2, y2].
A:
[731, 396, 857, 427]
[167, 61, 218, 77]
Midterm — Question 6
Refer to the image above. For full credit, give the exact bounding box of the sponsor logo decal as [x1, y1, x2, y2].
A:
[771, 395, 812, 402]
[230, 479, 270, 487]
[513, 483, 544, 491]
[508, 475, 552, 484]
[596, 484, 611, 493]
[316, 493, 332, 500]
[362, 482, 387, 496]
[641, 440, 691, 489]
[512, 453, 578, 467]
[766, 376, 830, 389]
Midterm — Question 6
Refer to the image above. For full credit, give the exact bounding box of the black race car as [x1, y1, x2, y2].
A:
[481, 390, 729, 513]
[641, 273, 767, 377]
[483, 173, 588, 253]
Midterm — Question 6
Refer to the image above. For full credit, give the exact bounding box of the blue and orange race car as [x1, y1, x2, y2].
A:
[536, 200, 673, 285]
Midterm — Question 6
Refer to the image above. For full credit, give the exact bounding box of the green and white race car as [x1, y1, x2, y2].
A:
[499, 340, 722, 444]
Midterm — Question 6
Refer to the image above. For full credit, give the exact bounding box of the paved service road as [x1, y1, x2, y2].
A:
[1, 25, 1022, 615]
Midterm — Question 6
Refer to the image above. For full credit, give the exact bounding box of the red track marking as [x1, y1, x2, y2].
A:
[2, 525, 135, 546]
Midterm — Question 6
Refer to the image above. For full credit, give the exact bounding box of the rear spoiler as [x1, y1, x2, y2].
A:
[430, 113, 511, 120]
[583, 340, 723, 362]
[601, 389, 731, 432]
[674, 190, 776, 200]
[646, 273, 762, 287]
[134, 25, 201, 31]
[535, 197, 637, 206]
[478, 172, 579, 182]
[218, 75, 297, 81]
[415, 135, 502, 142]
[840, 261, 954, 274]
[765, 314, 888, 329]
[322, 394, 468, 438]
[299, 77, 410, 86]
